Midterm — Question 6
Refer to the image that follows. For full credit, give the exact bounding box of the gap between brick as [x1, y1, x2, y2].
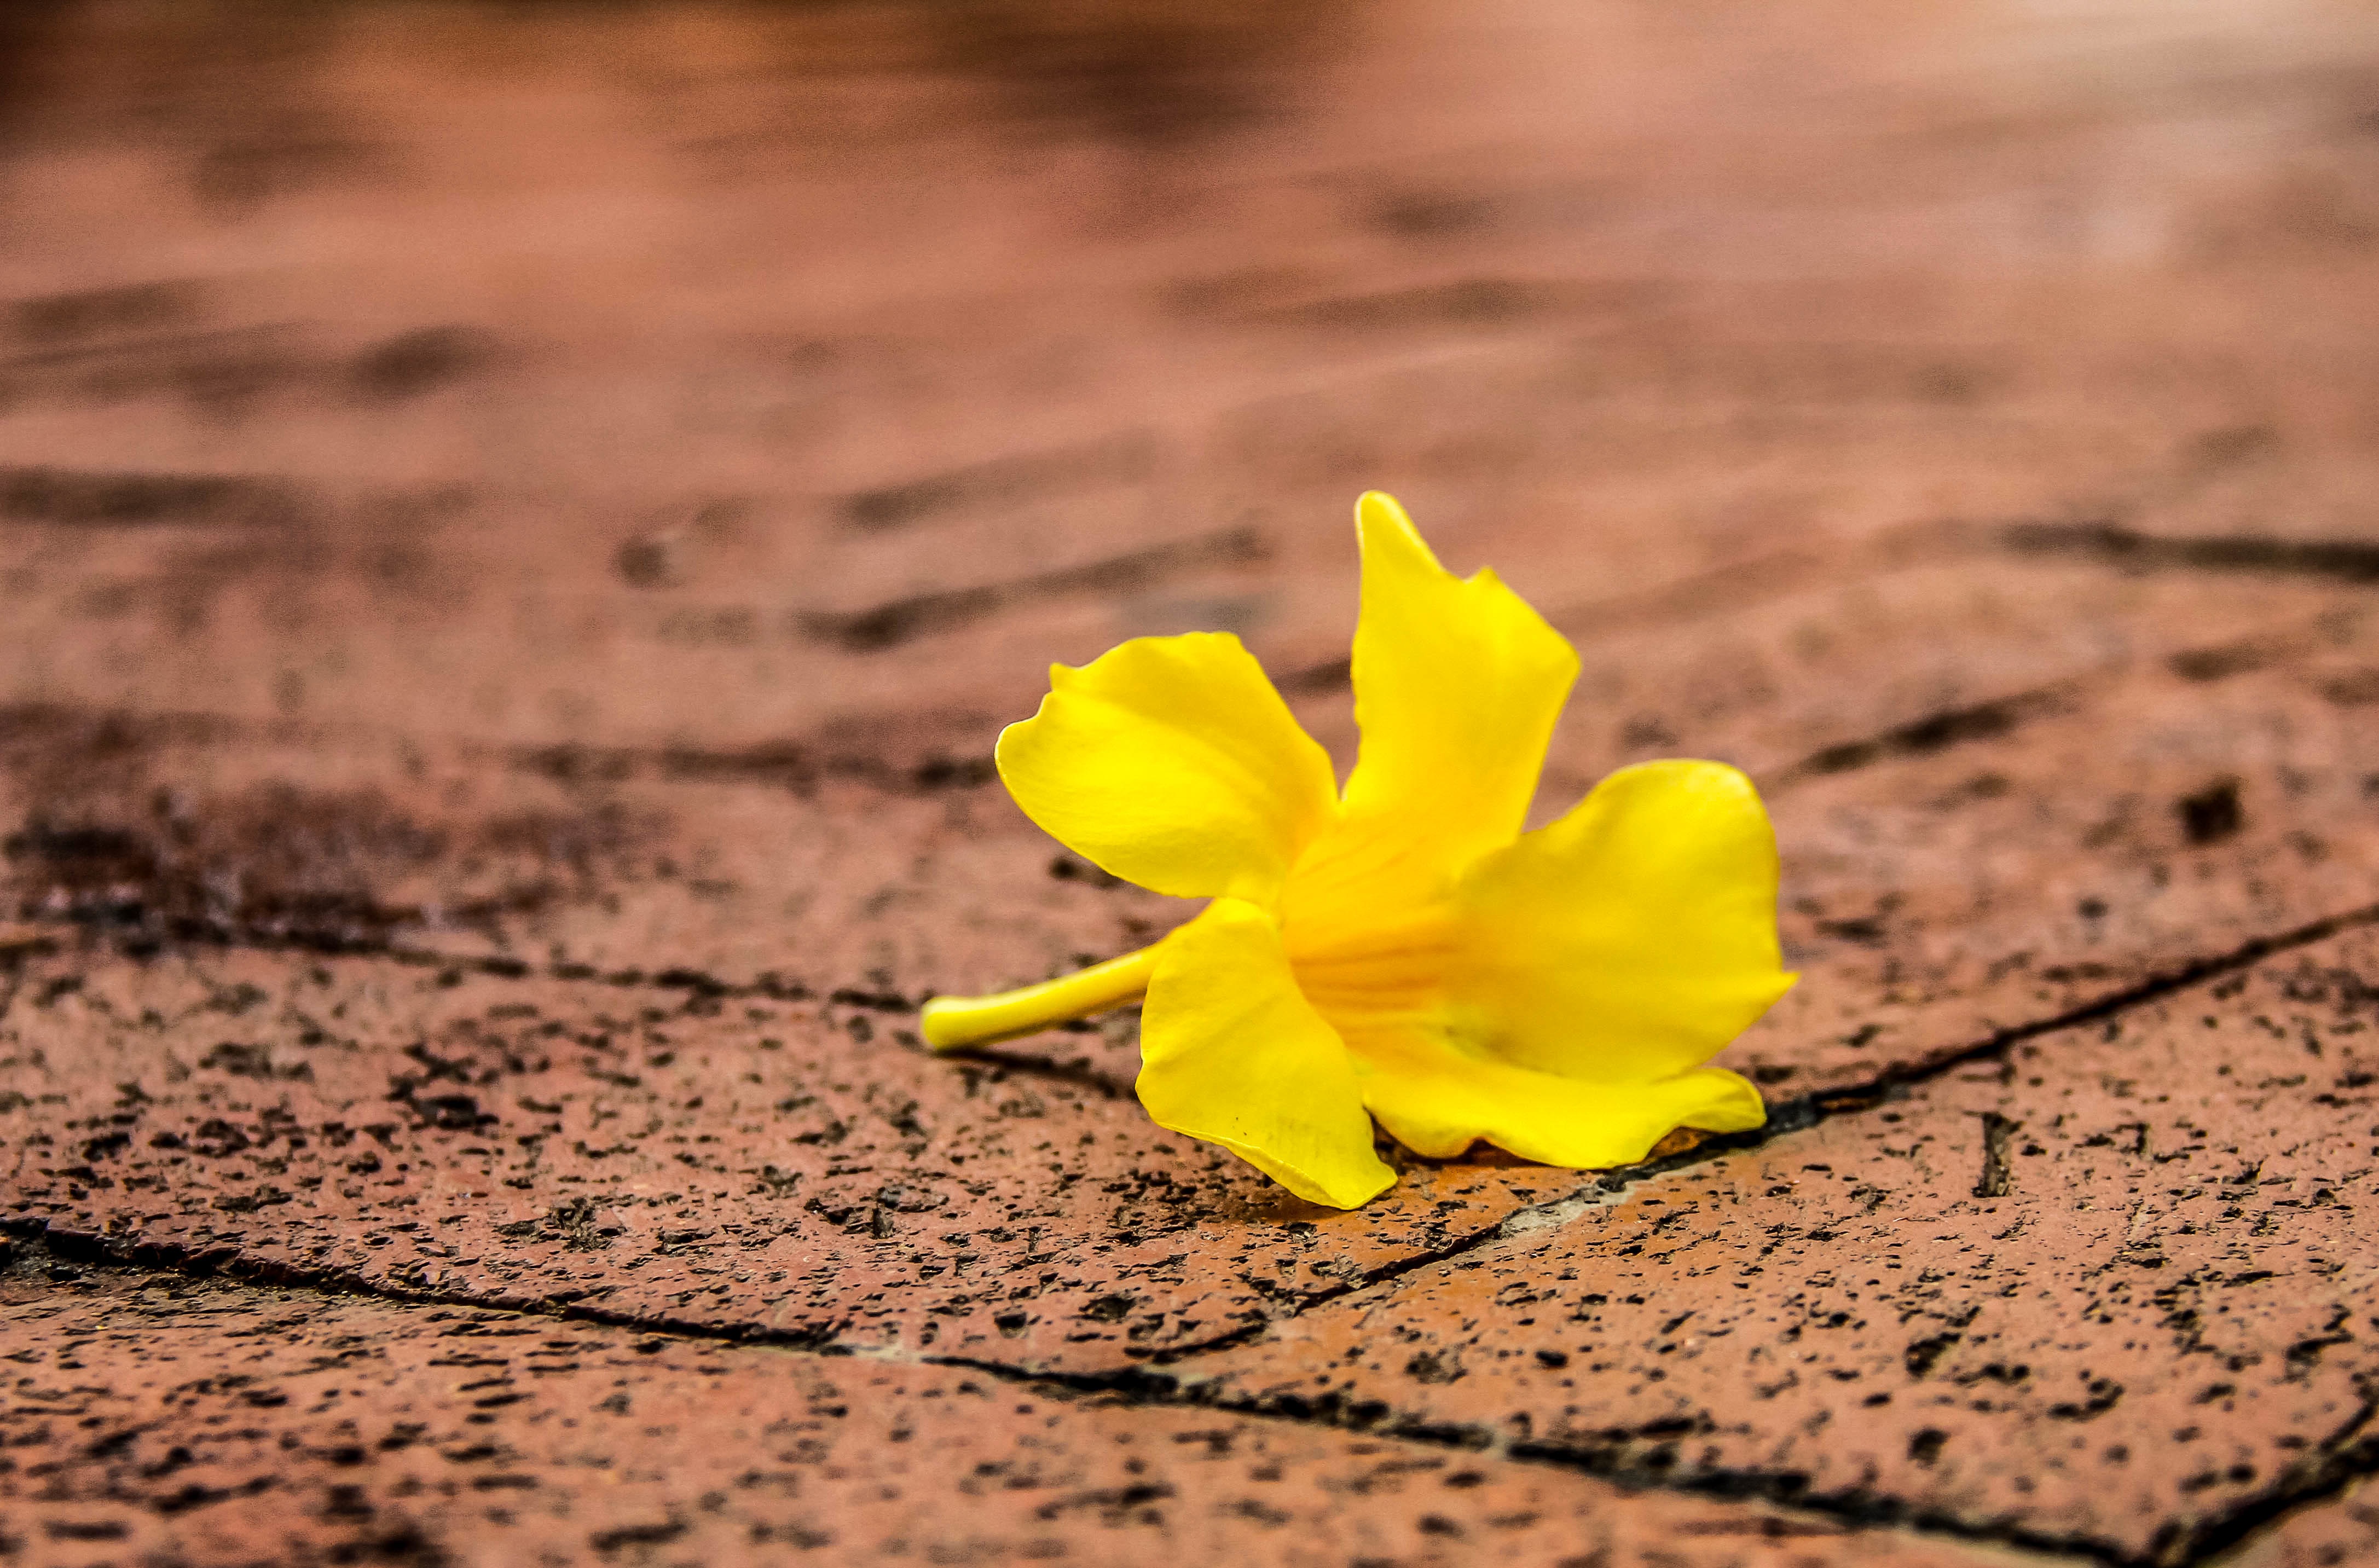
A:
[15, 895, 2379, 1568]
[7, 1223, 2358, 1568]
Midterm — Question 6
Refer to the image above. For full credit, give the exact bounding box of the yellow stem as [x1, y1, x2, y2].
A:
[919, 945, 1161, 1052]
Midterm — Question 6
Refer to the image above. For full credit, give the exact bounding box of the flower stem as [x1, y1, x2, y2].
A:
[919, 945, 1161, 1052]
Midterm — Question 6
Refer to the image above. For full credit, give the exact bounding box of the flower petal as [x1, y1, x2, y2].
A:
[1346, 1022, 1766, 1167]
[1335, 491, 1579, 876]
[1138, 899, 1395, 1210]
[997, 632, 1340, 904]
[1445, 759, 1797, 1083]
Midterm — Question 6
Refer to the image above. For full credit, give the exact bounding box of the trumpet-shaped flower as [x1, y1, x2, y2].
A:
[922, 492, 1795, 1208]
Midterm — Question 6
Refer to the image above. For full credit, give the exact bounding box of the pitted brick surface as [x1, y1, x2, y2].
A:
[0, 1263, 2010, 1568]
[1184, 927, 2379, 1560]
[14, 567, 2379, 1388]
[10, 625, 2379, 1382]
[1715, 605, 2379, 1098]
[0, 705, 1186, 999]
[0, 947, 1591, 1369]
[9, 561, 2379, 1093]
[5, 0, 2379, 1561]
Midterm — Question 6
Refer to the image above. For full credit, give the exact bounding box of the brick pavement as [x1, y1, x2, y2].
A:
[5, 1, 2379, 1563]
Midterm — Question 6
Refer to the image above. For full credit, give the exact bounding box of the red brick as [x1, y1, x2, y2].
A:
[1181, 925, 2379, 1559]
[0, 1263, 2010, 1568]
[13, 570, 2379, 1383]
[5, 0, 2379, 1560]
[0, 947, 1582, 1370]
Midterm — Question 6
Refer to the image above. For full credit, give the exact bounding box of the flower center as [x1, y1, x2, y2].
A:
[1277, 819, 1460, 1027]
[1283, 904, 1458, 1025]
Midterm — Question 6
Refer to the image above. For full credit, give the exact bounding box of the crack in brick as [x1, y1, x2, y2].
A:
[796, 525, 1269, 652]
[2, 913, 829, 1004]
[2004, 522, 2379, 585]
[888, 1348, 2369, 1568]
[1766, 681, 2089, 790]
[510, 737, 998, 797]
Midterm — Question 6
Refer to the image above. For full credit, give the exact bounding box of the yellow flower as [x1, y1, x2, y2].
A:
[922, 492, 1795, 1209]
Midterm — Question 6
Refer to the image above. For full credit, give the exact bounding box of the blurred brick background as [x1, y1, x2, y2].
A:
[5, 1, 2379, 1563]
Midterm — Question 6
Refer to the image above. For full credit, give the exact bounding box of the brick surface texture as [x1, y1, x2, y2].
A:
[4, 1, 2379, 1564]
